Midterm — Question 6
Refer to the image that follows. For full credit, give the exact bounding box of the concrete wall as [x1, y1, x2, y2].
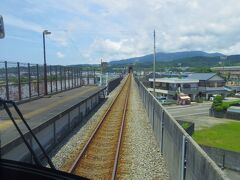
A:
[107, 77, 123, 94]
[201, 145, 240, 172]
[226, 111, 240, 120]
[1, 87, 106, 163]
[135, 77, 227, 180]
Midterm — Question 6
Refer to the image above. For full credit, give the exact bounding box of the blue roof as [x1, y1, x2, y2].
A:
[186, 73, 216, 80]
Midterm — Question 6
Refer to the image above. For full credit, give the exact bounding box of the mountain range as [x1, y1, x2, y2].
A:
[109, 51, 224, 65]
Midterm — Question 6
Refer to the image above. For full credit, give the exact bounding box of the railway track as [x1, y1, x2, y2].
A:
[68, 74, 131, 179]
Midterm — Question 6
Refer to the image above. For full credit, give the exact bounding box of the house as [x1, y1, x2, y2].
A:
[148, 73, 227, 101]
[186, 73, 226, 100]
[148, 78, 199, 100]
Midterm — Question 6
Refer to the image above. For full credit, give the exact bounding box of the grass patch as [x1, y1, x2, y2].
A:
[181, 122, 191, 129]
[193, 122, 240, 152]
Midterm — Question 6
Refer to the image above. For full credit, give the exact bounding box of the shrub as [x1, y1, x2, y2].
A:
[213, 95, 222, 104]
[215, 105, 224, 112]
[181, 122, 191, 129]
[212, 96, 240, 112]
[212, 95, 223, 110]
[222, 103, 230, 111]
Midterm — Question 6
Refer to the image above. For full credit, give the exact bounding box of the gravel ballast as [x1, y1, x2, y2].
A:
[117, 77, 169, 179]
[51, 76, 169, 179]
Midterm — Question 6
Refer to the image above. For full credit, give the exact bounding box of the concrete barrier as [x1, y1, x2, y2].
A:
[135, 77, 227, 180]
[107, 77, 123, 94]
[0, 87, 107, 163]
[201, 145, 240, 172]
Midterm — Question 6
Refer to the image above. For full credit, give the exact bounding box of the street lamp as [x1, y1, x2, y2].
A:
[43, 30, 51, 95]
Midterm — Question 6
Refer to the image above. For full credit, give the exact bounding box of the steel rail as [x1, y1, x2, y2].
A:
[111, 74, 131, 180]
[68, 74, 130, 175]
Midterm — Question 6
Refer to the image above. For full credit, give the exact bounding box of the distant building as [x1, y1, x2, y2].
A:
[148, 78, 199, 100]
[186, 73, 226, 100]
[146, 72, 188, 79]
[148, 73, 227, 100]
[212, 66, 240, 85]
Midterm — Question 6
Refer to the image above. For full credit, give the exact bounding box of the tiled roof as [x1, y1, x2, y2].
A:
[187, 73, 216, 80]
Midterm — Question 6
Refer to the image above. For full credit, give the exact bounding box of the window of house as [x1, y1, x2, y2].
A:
[199, 80, 206, 86]
[183, 84, 190, 88]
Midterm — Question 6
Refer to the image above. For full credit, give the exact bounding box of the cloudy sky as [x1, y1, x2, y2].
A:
[1, 0, 240, 65]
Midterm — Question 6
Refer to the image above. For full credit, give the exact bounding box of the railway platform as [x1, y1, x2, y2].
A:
[0, 85, 106, 161]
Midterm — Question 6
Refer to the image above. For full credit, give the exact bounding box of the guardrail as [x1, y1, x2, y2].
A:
[135, 77, 227, 180]
[107, 76, 123, 94]
[0, 61, 96, 102]
[0, 87, 107, 163]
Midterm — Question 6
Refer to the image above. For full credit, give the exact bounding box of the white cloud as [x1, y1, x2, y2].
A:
[3, 0, 240, 64]
[4, 14, 43, 33]
[56, 51, 65, 58]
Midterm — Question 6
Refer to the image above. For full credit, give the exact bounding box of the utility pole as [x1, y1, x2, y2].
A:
[100, 59, 103, 86]
[153, 30, 156, 96]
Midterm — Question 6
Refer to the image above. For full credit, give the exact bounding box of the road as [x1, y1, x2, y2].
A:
[164, 102, 237, 130]
[165, 102, 211, 118]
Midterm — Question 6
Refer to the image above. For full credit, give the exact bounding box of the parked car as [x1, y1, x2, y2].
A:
[156, 96, 167, 103]
[235, 93, 240, 97]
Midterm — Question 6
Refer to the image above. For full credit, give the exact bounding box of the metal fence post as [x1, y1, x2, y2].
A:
[68, 68, 70, 89]
[60, 66, 63, 91]
[36, 64, 40, 96]
[222, 152, 225, 169]
[75, 68, 77, 87]
[77, 68, 79, 86]
[28, 63, 31, 98]
[50, 65, 52, 93]
[160, 110, 164, 154]
[94, 68, 96, 84]
[80, 71, 82, 86]
[17, 62, 22, 100]
[64, 67, 67, 90]
[152, 102, 155, 130]
[5, 61, 9, 100]
[55, 66, 58, 92]
[87, 70, 89, 85]
[181, 135, 187, 180]
[73, 68, 76, 87]
[71, 67, 74, 88]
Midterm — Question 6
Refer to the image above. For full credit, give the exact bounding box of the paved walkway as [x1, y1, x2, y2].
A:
[0, 86, 103, 146]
